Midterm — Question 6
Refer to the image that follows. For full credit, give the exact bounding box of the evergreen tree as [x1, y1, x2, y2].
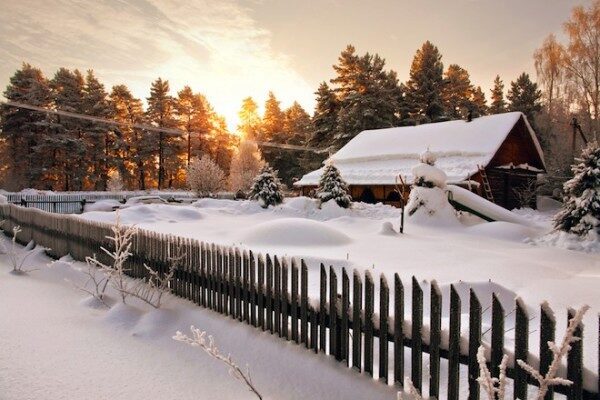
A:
[110, 84, 149, 189]
[175, 86, 212, 166]
[82, 70, 113, 190]
[207, 114, 236, 174]
[50, 68, 87, 191]
[442, 64, 474, 119]
[405, 41, 445, 123]
[470, 86, 488, 118]
[489, 75, 507, 114]
[249, 165, 284, 208]
[310, 82, 338, 148]
[0, 63, 52, 190]
[260, 91, 285, 167]
[508, 73, 543, 123]
[237, 97, 261, 140]
[146, 78, 181, 189]
[276, 102, 314, 186]
[554, 142, 600, 238]
[331, 45, 401, 148]
[316, 162, 352, 208]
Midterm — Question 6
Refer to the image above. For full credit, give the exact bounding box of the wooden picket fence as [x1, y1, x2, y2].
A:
[0, 203, 597, 400]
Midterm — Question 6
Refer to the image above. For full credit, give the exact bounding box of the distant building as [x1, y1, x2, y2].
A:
[295, 112, 546, 210]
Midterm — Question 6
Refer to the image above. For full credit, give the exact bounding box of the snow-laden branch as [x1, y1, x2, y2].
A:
[4, 225, 39, 274]
[476, 346, 509, 400]
[173, 326, 263, 400]
[516, 305, 589, 400]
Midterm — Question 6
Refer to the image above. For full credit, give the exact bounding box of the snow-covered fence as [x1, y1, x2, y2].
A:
[0, 203, 596, 400]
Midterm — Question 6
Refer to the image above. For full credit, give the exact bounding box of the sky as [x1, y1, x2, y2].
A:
[0, 0, 593, 131]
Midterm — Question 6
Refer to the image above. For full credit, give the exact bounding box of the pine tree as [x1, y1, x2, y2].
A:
[175, 86, 212, 166]
[260, 91, 285, 168]
[249, 165, 284, 208]
[508, 73, 543, 122]
[0, 63, 52, 190]
[310, 82, 338, 148]
[489, 75, 507, 114]
[442, 64, 474, 119]
[146, 78, 181, 189]
[331, 46, 401, 148]
[316, 162, 352, 208]
[276, 101, 314, 186]
[50, 68, 87, 191]
[554, 142, 600, 238]
[110, 84, 149, 189]
[82, 70, 113, 190]
[470, 86, 488, 118]
[405, 41, 445, 123]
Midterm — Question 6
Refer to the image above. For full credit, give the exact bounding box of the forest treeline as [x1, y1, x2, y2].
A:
[2, 0, 598, 191]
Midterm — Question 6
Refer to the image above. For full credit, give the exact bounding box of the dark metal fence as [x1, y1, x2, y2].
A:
[0, 203, 596, 399]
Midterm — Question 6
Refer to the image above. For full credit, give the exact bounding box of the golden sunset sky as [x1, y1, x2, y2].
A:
[0, 0, 591, 130]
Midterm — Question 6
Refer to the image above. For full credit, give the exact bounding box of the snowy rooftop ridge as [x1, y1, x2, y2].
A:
[296, 112, 544, 186]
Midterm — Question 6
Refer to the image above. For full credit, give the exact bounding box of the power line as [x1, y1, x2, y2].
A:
[0, 100, 329, 154]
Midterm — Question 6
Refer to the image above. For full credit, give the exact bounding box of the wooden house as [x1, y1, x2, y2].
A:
[295, 112, 546, 210]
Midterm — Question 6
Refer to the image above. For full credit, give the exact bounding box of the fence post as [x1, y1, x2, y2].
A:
[300, 260, 308, 347]
[514, 297, 529, 400]
[429, 281, 442, 398]
[364, 271, 374, 377]
[567, 308, 583, 400]
[249, 251, 256, 327]
[281, 258, 289, 339]
[394, 274, 404, 387]
[352, 270, 363, 372]
[379, 274, 389, 384]
[341, 268, 349, 365]
[329, 266, 338, 359]
[448, 284, 461, 400]
[291, 259, 299, 343]
[319, 264, 327, 353]
[412, 276, 423, 392]
[258, 254, 265, 330]
[274, 256, 281, 336]
[469, 289, 482, 400]
[266, 255, 273, 333]
[540, 302, 556, 400]
[491, 293, 505, 378]
[244, 251, 251, 324]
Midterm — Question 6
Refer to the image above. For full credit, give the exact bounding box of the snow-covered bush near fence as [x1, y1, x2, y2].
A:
[406, 149, 459, 226]
[249, 164, 284, 208]
[187, 155, 226, 197]
[316, 161, 352, 208]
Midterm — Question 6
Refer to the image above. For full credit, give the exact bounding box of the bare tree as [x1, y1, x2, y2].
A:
[187, 155, 225, 197]
[534, 34, 564, 114]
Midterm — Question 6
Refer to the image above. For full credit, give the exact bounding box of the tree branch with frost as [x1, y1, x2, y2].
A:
[174, 326, 263, 400]
[516, 305, 589, 400]
[476, 346, 509, 400]
[78, 254, 112, 306]
[5, 225, 39, 274]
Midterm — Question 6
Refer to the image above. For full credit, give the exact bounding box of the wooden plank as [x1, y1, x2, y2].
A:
[491, 293, 505, 378]
[300, 260, 308, 347]
[364, 271, 374, 377]
[341, 268, 349, 365]
[274, 256, 281, 336]
[200, 242, 207, 307]
[216, 246, 223, 313]
[448, 284, 461, 400]
[411, 276, 423, 392]
[514, 298, 529, 400]
[429, 281, 442, 398]
[567, 308, 583, 400]
[243, 251, 250, 324]
[379, 274, 389, 384]
[249, 251, 256, 327]
[291, 259, 299, 343]
[266, 255, 273, 333]
[229, 248, 235, 317]
[468, 289, 482, 400]
[258, 254, 265, 330]
[394, 274, 404, 386]
[539, 302, 556, 400]
[310, 305, 318, 353]
[329, 266, 338, 358]
[319, 264, 327, 353]
[236, 249, 242, 321]
[352, 270, 363, 372]
[281, 258, 289, 339]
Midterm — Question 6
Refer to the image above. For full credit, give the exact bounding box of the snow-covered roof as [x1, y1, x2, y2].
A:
[296, 112, 545, 186]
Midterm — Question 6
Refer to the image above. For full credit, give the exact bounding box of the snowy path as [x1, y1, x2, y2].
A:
[0, 249, 398, 400]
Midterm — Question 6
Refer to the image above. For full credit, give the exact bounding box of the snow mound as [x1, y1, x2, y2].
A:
[131, 309, 178, 339]
[379, 221, 397, 236]
[193, 198, 264, 215]
[532, 231, 600, 253]
[465, 221, 543, 242]
[407, 187, 461, 227]
[239, 218, 352, 247]
[82, 204, 204, 225]
[103, 303, 144, 329]
[84, 199, 121, 212]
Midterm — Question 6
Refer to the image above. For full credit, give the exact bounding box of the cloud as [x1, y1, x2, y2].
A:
[0, 0, 315, 129]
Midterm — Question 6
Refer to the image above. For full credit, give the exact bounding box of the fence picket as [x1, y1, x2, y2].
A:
[249, 251, 256, 327]
[514, 298, 529, 400]
[291, 259, 299, 343]
[469, 289, 482, 400]
[236, 249, 242, 321]
[274, 256, 281, 336]
[394, 274, 404, 386]
[567, 308, 583, 400]
[329, 266, 338, 359]
[266, 255, 273, 333]
[412, 276, 423, 392]
[491, 293, 505, 378]
[320, 264, 327, 353]
[379, 274, 389, 384]
[341, 268, 349, 365]
[429, 281, 442, 398]
[258, 255, 265, 330]
[300, 260, 308, 347]
[281, 258, 289, 340]
[448, 284, 461, 400]
[352, 270, 363, 372]
[244, 251, 250, 324]
[364, 271, 374, 377]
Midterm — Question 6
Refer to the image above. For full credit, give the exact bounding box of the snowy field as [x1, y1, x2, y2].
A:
[79, 196, 600, 391]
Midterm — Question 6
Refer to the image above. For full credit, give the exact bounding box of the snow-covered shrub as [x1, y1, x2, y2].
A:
[107, 170, 124, 192]
[174, 326, 263, 399]
[5, 225, 38, 274]
[249, 165, 284, 208]
[406, 148, 458, 225]
[554, 142, 600, 239]
[316, 162, 352, 208]
[228, 140, 265, 193]
[128, 248, 182, 308]
[187, 155, 225, 197]
[79, 256, 112, 306]
[476, 305, 589, 400]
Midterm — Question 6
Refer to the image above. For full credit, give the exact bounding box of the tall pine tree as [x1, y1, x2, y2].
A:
[441, 64, 474, 119]
[405, 41, 445, 123]
[310, 82, 338, 148]
[489, 75, 507, 114]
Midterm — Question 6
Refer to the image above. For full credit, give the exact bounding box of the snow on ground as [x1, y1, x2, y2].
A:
[79, 196, 600, 390]
[0, 244, 398, 400]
